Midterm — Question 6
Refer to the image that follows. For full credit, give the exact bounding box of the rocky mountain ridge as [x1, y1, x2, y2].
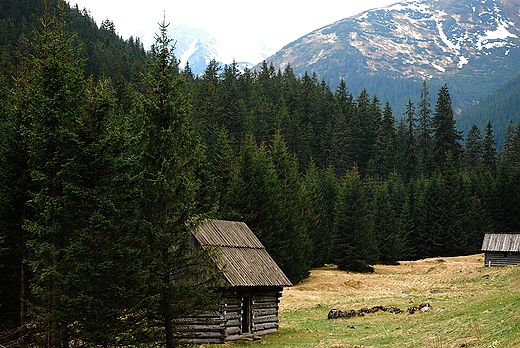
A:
[264, 0, 520, 113]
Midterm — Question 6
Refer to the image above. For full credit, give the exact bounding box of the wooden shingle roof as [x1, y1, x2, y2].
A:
[193, 219, 292, 287]
[481, 233, 520, 252]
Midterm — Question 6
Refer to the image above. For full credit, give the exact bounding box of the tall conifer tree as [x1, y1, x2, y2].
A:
[331, 79, 354, 176]
[401, 99, 418, 181]
[417, 80, 433, 174]
[271, 131, 312, 283]
[464, 124, 483, 169]
[140, 19, 220, 347]
[21, 3, 91, 344]
[372, 182, 402, 264]
[304, 163, 337, 267]
[18, 4, 155, 345]
[0, 43, 30, 335]
[482, 121, 497, 174]
[333, 167, 378, 272]
[61, 77, 153, 346]
[432, 84, 462, 169]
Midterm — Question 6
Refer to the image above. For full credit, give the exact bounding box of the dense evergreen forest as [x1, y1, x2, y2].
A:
[458, 73, 520, 145]
[2, 1, 520, 347]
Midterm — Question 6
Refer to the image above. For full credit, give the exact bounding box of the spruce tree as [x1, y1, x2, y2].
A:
[331, 79, 354, 176]
[21, 4, 90, 344]
[220, 61, 245, 137]
[221, 134, 288, 270]
[501, 121, 520, 169]
[60, 77, 153, 346]
[417, 80, 433, 174]
[0, 46, 30, 335]
[333, 167, 378, 272]
[373, 102, 396, 179]
[304, 163, 338, 267]
[465, 169, 495, 252]
[372, 182, 402, 264]
[16, 5, 155, 345]
[482, 121, 497, 174]
[464, 124, 483, 170]
[271, 131, 312, 283]
[401, 99, 418, 181]
[432, 84, 462, 169]
[417, 175, 448, 257]
[140, 19, 220, 347]
[350, 89, 373, 173]
[406, 176, 431, 260]
[495, 161, 520, 232]
[380, 101, 397, 177]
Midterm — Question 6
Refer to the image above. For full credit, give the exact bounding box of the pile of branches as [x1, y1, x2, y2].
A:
[328, 303, 432, 319]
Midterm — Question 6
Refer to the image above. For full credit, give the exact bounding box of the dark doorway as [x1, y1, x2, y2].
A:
[241, 296, 251, 333]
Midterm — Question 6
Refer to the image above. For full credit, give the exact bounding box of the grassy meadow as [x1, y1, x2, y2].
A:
[204, 254, 520, 348]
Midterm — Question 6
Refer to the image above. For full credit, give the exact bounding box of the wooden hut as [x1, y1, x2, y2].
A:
[177, 219, 292, 344]
[481, 233, 520, 267]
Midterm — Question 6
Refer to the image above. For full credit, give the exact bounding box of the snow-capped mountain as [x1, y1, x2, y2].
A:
[166, 24, 220, 75]
[263, 0, 520, 111]
[157, 24, 270, 75]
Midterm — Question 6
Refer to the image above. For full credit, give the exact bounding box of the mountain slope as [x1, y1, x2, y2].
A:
[263, 0, 520, 114]
[167, 24, 269, 75]
[457, 73, 520, 143]
[0, 0, 147, 81]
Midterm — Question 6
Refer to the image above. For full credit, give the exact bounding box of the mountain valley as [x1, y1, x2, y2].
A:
[260, 0, 520, 134]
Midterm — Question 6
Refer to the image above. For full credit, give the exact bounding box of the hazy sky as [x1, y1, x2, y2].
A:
[71, 0, 398, 62]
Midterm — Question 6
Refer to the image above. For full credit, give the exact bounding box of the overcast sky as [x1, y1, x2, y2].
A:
[71, 0, 398, 62]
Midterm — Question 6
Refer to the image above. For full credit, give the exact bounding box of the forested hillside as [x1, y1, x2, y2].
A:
[0, 0, 147, 81]
[263, 0, 520, 125]
[2, 1, 520, 347]
[457, 73, 520, 145]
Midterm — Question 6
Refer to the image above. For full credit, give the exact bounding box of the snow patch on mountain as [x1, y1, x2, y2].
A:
[344, 0, 520, 76]
[309, 49, 326, 65]
[476, 19, 518, 50]
[385, 1, 431, 14]
[437, 22, 461, 52]
[432, 62, 446, 72]
[458, 55, 469, 68]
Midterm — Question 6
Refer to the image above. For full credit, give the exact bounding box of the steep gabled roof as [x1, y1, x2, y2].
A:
[193, 219, 292, 287]
[481, 233, 520, 252]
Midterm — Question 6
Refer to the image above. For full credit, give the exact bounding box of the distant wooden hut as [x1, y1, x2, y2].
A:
[481, 233, 520, 266]
[176, 219, 292, 344]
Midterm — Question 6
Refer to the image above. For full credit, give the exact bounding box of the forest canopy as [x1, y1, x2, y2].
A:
[1, 1, 520, 347]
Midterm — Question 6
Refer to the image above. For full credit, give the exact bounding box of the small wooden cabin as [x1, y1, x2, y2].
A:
[481, 233, 520, 267]
[178, 219, 292, 344]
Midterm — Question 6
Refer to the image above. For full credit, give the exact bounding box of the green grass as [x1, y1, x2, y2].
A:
[204, 257, 520, 348]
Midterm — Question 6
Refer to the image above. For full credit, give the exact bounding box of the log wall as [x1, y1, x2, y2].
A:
[173, 310, 225, 344]
[175, 286, 284, 344]
[251, 289, 282, 337]
[484, 251, 520, 266]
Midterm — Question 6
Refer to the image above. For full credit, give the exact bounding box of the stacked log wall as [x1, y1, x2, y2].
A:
[251, 288, 282, 336]
[485, 251, 520, 266]
[222, 293, 243, 341]
[175, 286, 284, 344]
[173, 310, 225, 344]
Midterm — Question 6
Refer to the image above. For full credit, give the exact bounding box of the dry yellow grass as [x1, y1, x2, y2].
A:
[280, 254, 490, 313]
[209, 254, 520, 347]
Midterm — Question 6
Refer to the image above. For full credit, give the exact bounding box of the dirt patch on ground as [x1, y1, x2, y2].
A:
[280, 254, 488, 312]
